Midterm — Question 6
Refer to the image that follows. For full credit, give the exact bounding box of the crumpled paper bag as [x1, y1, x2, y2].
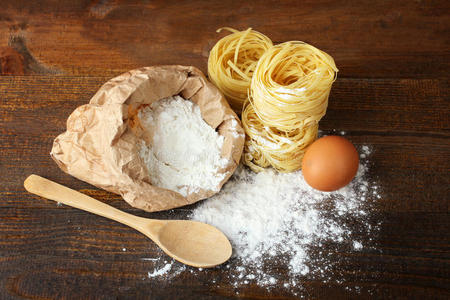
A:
[51, 65, 245, 212]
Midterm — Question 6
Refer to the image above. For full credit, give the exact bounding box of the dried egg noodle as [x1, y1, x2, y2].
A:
[250, 41, 338, 130]
[242, 102, 318, 172]
[243, 41, 338, 172]
[207, 28, 273, 112]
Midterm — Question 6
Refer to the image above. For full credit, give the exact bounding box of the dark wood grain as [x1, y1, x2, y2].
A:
[0, 0, 449, 299]
[0, 0, 449, 78]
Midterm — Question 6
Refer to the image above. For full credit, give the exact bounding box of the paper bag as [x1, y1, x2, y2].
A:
[51, 65, 245, 212]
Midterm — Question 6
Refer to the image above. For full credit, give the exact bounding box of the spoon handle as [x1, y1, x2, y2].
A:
[24, 174, 150, 231]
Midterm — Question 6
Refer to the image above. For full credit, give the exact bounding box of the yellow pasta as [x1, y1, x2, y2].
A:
[207, 27, 273, 112]
[242, 41, 337, 172]
[242, 100, 318, 172]
[251, 41, 338, 131]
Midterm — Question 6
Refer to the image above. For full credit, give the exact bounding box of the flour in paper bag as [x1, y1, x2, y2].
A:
[139, 96, 228, 196]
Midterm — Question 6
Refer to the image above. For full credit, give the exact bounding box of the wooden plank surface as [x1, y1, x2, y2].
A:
[1, 0, 449, 78]
[0, 0, 449, 299]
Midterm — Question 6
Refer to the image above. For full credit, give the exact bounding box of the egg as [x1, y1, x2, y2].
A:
[302, 136, 359, 192]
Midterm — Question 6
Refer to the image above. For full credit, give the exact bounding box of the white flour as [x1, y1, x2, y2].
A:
[139, 96, 228, 196]
[144, 144, 379, 295]
[147, 262, 172, 278]
[147, 260, 186, 278]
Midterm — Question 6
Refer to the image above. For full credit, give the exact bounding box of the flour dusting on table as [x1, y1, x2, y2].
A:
[144, 145, 379, 294]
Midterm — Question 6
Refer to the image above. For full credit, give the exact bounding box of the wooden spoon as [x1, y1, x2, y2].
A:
[24, 174, 232, 268]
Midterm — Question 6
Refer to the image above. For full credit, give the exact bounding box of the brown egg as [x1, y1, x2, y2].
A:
[302, 136, 359, 192]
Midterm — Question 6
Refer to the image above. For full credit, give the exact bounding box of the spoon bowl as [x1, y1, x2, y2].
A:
[24, 174, 232, 268]
[155, 220, 232, 267]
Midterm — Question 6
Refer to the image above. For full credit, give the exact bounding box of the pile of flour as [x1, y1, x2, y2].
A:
[139, 96, 228, 196]
[190, 145, 379, 290]
[142, 139, 380, 294]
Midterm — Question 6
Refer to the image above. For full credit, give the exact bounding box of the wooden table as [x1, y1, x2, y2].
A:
[1, 1, 449, 299]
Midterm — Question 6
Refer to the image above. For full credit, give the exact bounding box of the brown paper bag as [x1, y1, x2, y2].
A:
[51, 65, 245, 212]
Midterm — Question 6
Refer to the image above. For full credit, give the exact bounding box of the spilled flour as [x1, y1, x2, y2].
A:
[144, 145, 379, 294]
[147, 260, 186, 279]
